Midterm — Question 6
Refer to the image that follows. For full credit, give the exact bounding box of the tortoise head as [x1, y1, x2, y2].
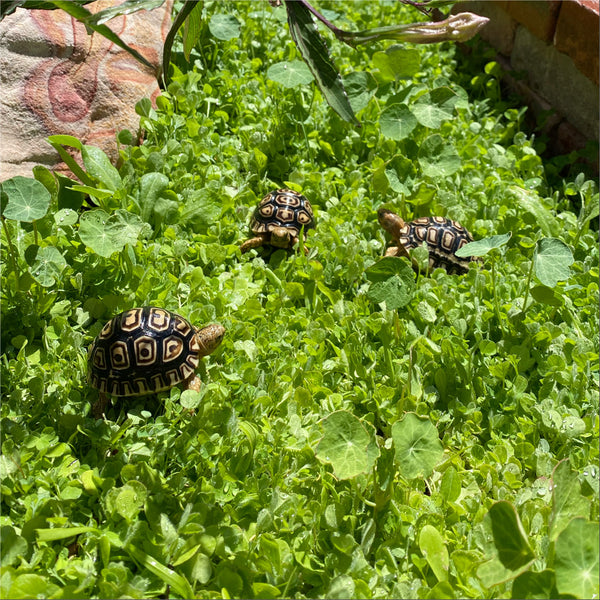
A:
[269, 226, 295, 248]
[377, 208, 406, 239]
[195, 323, 226, 357]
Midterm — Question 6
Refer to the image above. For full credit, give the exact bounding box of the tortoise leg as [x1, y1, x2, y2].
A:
[384, 246, 399, 257]
[240, 237, 265, 253]
[185, 375, 202, 393]
[92, 392, 110, 419]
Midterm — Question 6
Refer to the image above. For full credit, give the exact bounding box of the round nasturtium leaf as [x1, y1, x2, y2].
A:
[379, 104, 418, 140]
[391, 413, 443, 479]
[267, 60, 314, 88]
[315, 411, 379, 480]
[417, 134, 461, 178]
[30, 246, 67, 287]
[209, 13, 241, 41]
[554, 518, 599, 600]
[1, 176, 51, 222]
[534, 237, 574, 288]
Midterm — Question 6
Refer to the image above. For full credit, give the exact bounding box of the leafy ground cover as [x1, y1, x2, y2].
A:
[1, 1, 598, 598]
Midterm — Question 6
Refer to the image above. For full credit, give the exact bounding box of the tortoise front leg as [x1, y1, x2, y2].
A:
[240, 236, 265, 253]
[185, 375, 202, 393]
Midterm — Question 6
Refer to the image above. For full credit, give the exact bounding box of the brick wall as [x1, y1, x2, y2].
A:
[453, 0, 599, 159]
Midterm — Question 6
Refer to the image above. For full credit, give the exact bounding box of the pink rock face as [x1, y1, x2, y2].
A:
[0, 0, 173, 180]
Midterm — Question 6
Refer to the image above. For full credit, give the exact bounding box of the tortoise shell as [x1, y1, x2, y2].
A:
[396, 216, 476, 274]
[250, 189, 315, 239]
[88, 307, 224, 397]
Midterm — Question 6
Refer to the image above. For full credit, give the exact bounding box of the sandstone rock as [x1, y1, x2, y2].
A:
[0, 0, 173, 180]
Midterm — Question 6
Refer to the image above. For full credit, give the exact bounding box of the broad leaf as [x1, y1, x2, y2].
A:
[391, 413, 443, 479]
[1, 176, 50, 222]
[534, 238, 574, 288]
[554, 518, 599, 599]
[267, 60, 314, 88]
[315, 411, 379, 480]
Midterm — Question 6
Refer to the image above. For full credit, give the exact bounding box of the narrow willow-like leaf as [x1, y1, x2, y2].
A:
[45, 1, 156, 71]
[36, 526, 97, 542]
[126, 544, 194, 599]
[162, 0, 202, 86]
[88, 0, 166, 25]
[284, 0, 357, 125]
[183, 1, 203, 60]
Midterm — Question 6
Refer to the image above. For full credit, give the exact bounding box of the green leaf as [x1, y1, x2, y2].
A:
[89, 0, 166, 25]
[182, 188, 223, 233]
[487, 501, 535, 570]
[510, 186, 559, 237]
[1, 526, 28, 566]
[209, 13, 241, 41]
[81, 145, 122, 192]
[549, 461, 591, 541]
[365, 256, 416, 309]
[534, 238, 574, 288]
[418, 134, 461, 177]
[79, 209, 144, 257]
[1, 176, 51, 222]
[327, 574, 355, 599]
[530, 284, 563, 307]
[35, 526, 97, 542]
[343, 71, 376, 113]
[284, 0, 357, 124]
[8, 574, 60, 600]
[419, 525, 449, 582]
[127, 543, 194, 599]
[372, 47, 421, 81]
[138, 172, 170, 222]
[315, 411, 379, 480]
[412, 87, 459, 128]
[162, 0, 200, 85]
[391, 413, 443, 479]
[512, 570, 560, 600]
[267, 60, 314, 88]
[183, 0, 203, 60]
[456, 232, 512, 257]
[379, 104, 418, 140]
[554, 518, 599, 599]
[29, 246, 67, 287]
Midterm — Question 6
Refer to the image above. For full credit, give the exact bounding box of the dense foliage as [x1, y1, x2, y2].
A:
[1, 1, 598, 598]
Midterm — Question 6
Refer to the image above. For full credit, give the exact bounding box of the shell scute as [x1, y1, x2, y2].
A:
[88, 307, 224, 397]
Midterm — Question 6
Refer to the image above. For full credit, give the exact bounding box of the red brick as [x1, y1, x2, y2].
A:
[554, 0, 599, 84]
[504, 0, 561, 43]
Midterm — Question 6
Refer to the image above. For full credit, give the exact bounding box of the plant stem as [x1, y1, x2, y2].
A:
[1, 216, 21, 283]
[490, 258, 505, 335]
[294, 0, 344, 37]
[520, 253, 536, 317]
